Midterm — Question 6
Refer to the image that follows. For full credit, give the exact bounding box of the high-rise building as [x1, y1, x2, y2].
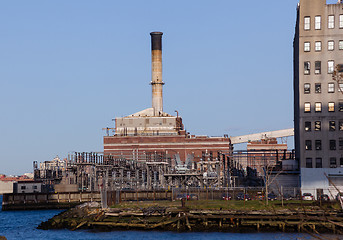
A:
[294, 0, 343, 198]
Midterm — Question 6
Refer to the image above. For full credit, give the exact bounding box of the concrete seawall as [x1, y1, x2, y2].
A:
[1, 190, 174, 210]
[2, 192, 101, 210]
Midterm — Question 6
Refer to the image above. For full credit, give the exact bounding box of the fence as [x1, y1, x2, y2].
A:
[170, 187, 301, 201]
[7, 186, 343, 211]
[111, 187, 302, 202]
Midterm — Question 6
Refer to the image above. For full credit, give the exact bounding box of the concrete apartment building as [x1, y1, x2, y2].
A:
[294, 0, 343, 198]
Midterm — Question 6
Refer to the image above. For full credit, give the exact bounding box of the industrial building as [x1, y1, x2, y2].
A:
[294, 0, 343, 198]
[104, 32, 232, 163]
[29, 32, 297, 193]
[246, 138, 289, 176]
[29, 32, 239, 192]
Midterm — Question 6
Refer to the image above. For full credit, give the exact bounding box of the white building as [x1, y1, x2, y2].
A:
[14, 181, 42, 193]
[0, 181, 14, 194]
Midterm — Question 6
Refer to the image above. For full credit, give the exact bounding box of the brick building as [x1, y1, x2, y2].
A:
[103, 32, 232, 163]
[104, 133, 231, 163]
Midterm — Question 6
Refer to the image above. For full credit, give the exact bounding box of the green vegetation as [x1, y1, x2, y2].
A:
[111, 200, 341, 211]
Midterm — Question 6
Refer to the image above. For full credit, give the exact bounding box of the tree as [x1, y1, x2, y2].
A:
[262, 162, 283, 205]
[332, 64, 343, 94]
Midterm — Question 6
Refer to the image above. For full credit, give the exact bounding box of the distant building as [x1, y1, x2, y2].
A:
[14, 180, 42, 194]
[34, 156, 65, 181]
[230, 138, 299, 191]
[246, 138, 288, 176]
[0, 181, 14, 194]
[294, 0, 343, 198]
[32, 156, 66, 193]
[0, 174, 34, 194]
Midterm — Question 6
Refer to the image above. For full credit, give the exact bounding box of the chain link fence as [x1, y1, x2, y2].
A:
[111, 187, 343, 203]
[170, 187, 301, 201]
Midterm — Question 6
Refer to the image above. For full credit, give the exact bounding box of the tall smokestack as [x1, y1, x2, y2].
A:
[150, 32, 164, 116]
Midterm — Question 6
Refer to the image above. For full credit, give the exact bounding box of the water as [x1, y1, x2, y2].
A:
[0, 195, 339, 240]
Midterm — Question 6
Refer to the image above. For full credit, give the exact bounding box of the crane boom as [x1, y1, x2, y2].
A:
[230, 128, 294, 144]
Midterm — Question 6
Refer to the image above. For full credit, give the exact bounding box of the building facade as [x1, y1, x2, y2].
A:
[294, 0, 343, 198]
[246, 138, 288, 175]
[104, 32, 232, 164]
[104, 133, 231, 163]
[13, 181, 42, 194]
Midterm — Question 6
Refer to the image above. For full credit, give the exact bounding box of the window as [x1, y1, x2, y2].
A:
[329, 121, 336, 131]
[315, 121, 321, 131]
[304, 102, 311, 112]
[315, 83, 321, 93]
[328, 83, 335, 93]
[304, 61, 310, 74]
[315, 140, 322, 150]
[340, 102, 343, 112]
[330, 140, 336, 150]
[305, 140, 312, 150]
[340, 121, 343, 131]
[304, 16, 311, 30]
[305, 121, 311, 132]
[20, 186, 26, 190]
[328, 102, 335, 112]
[306, 158, 313, 168]
[316, 158, 322, 168]
[340, 15, 343, 28]
[315, 102, 322, 112]
[304, 42, 311, 52]
[328, 61, 334, 73]
[315, 41, 322, 51]
[330, 157, 337, 168]
[33, 185, 37, 190]
[339, 138, 343, 150]
[338, 83, 343, 92]
[341, 158, 343, 167]
[315, 61, 321, 74]
[315, 16, 321, 30]
[340, 40, 343, 50]
[304, 83, 311, 94]
[328, 15, 335, 29]
[328, 41, 334, 51]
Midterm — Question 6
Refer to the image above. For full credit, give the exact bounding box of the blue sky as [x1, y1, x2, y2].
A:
[0, 0, 305, 175]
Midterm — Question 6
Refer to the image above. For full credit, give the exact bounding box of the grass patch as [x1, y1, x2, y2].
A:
[110, 200, 342, 211]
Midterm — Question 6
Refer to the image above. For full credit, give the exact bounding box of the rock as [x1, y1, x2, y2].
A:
[77, 202, 100, 209]
[0, 236, 7, 240]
